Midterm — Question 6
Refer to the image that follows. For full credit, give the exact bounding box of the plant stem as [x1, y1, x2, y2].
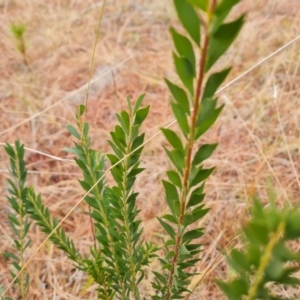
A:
[247, 221, 285, 300]
[15, 151, 28, 299]
[165, 11, 212, 300]
[121, 113, 140, 300]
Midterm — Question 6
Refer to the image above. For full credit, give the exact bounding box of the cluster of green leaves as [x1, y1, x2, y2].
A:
[3, 142, 31, 300]
[64, 97, 156, 299]
[3, 141, 82, 300]
[217, 198, 300, 300]
[2, 96, 155, 300]
[151, 0, 245, 299]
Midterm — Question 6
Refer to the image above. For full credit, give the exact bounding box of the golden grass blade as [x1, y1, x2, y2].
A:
[81, 0, 106, 138]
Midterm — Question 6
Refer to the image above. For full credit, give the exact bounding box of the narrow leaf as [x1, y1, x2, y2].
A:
[173, 53, 195, 95]
[202, 68, 231, 99]
[182, 228, 203, 242]
[134, 93, 146, 113]
[173, 0, 201, 45]
[170, 27, 195, 72]
[215, 0, 241, 16]
[121, 110, 130, 131]
[157, 217, 176, 239]
[192, 143, 218, 165]
[115, 125, 126, 147]
[166, 170, 182, 188]
[162, 180, 180, 216]
[165, 79, 190, 115]
[161, 128, 184, 152]
[187, 188, 205, 208]
[190, 167, 215, 188]
[134, 105, 150, 125]
[171, 102, 190, 138]
[66, 124, 81, 140]
[205, 15, 245, 72]
[195, 105, 224, 139]
[187, 0, 208, 10]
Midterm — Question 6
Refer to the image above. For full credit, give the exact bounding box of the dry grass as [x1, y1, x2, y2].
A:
[1, 0, 300, 299]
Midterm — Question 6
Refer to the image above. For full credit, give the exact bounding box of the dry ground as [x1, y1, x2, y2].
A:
[1, 0, 300, 299]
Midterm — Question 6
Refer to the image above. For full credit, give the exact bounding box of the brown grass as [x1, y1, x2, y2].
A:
[1, 0, 300, 299]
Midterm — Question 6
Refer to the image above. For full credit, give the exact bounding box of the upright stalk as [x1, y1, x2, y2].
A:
[166, 18, 212, 300]
[154, 0, 245, 298]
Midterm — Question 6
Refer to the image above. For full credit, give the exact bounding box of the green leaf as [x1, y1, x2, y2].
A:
[202, 68, 231, 99]
[170, 27, 195, 73]
[173, 199, 181, 217]
[107, 153, 120, 166]
[110, 132, 126, 153]
[180, 245, 190, 255]
[162, 180, 180, 216]
[187, 189, 205, 208]
[3, 251, 18, 261]
[191, 207, 209, 225]
[171, 102, 190, 138]
[205, 15, 245, 72]
[163, 146, 183, 176]
[192, 143, 218, 165]
[83, 122, 89, 139]
[127, 167, 145, 179]
[61, 147, 82, 156]
[197, 97, 217, 126]
[116, 111, 130, 134]
[173, 53, 195, 95]
[84, 195, 101, 210]
[216, 278, 248, 300]
[134, 105, 150, 125]
[134, 93, 146, 113]
[157, 217, 176, 239]
[165, 79, 190, 115]
[162, 214, 178, 225]
[161, 128, 184, 152]
[4, 143, 16, 158]
[129, 151, 143, 168]
[229, 249, 251, 273]
[8, 214, 20, 227]
[190, 167, 215, 188]
[244, 222, 269, 245]
[166, 170, 182, 188]
[66, 124, 81, 140]
[187, 0, 208, 10]
[212, 1, 242, 34]
[130, 133, 145, 152]
[153, 271, 168, 285]
[120, 110, 130, 131]
[195, 105, 224, 139]
[78, 180, 91, 191]
[173, 0, 201, 45]
[77, 104, 86, 116]
[115, 125, 126, 147]
[182, 228, 203, 242]
[164, 148, 186, 171]
[285, 211, 300, 239]
[108, 140, 123, 158]
[215, 0, 241, 17]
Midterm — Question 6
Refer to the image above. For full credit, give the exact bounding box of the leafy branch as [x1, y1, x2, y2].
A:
[152, 0, 245, 299]
[217, 198, 300, 300]
[3, 141, 31, 300]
